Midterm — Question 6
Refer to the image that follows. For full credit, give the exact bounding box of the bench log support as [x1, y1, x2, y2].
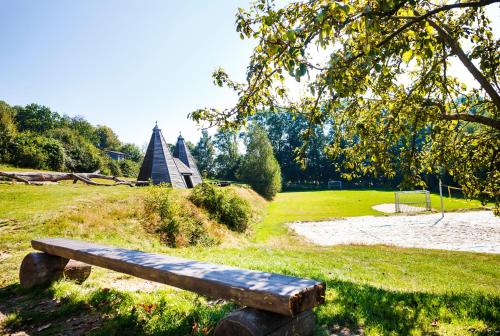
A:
[215, 308, 315, 336]
[19, 252, 91, 289]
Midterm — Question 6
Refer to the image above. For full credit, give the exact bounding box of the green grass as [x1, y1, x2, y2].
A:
[0, 182, 498, 335]
[0, 163, 56, 172]
[253, 189, 489, 241]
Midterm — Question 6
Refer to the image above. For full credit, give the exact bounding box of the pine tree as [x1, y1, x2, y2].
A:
[238, 126, 281, 199]
[192, 129, 216, 178]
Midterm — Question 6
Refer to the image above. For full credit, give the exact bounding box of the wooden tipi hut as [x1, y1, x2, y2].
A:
[138, 123, 203, 188]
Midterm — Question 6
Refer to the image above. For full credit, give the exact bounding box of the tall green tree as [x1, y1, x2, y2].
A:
[213, 129, 241, 180]
[120, 143, 143, 162]
[0, 101, 17, 162]
[15, 104, 61, 133]
[192, 129, 216, 178]
[238, 125, 282, 199]
[95, 125, 121, 150]
[64, 115, 99, 145]
[191, 0, 500, 207]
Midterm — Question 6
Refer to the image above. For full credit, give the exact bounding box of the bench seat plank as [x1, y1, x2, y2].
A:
[31, 238, 325, 316]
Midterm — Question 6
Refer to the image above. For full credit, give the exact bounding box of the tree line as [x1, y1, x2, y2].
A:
[191, 111, 434, 193]
[0, 100, 143, 176]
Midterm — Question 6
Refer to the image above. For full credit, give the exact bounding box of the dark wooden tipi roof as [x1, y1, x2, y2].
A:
[173, 134, 203, 186]
[138, 124, 203, 188]
[138, 124, 185, 188]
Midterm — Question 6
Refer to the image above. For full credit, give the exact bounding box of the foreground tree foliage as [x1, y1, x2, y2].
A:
[191, 0, 499, 208]
[239, 126, 282, 199]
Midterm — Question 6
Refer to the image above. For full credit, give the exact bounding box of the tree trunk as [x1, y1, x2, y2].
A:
[0, 171, 149, 186]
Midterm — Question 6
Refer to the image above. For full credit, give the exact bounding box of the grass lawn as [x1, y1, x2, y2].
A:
[0, 182, 498, 335]
[253, 189, 489, 241]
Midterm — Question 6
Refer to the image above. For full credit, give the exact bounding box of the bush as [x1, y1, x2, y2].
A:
[42, 138, 66, 171]
[119, 159, 140, 177]
[142, 186, 213, 247]
[11, 133, 66, 170]
[49, 128, 101, 172]
[103, 158, 122, 177]
[189, 183, 251, 232]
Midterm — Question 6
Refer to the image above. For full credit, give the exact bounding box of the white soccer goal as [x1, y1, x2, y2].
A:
[394, 190, 431, 213]
[328, 180, 342, 190]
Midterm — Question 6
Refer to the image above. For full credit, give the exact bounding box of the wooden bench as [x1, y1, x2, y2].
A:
[20, 238, 325, 335]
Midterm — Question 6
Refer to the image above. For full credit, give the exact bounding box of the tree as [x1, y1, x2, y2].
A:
[238, 125, 282, 199]
[95, 125, 121, 150]
[191, 0, 499, 208]
[15, 104, 61, 133]
[192, 129, 216, 178]
[0, 101, 17, 162]
[120, 143, 143, 162]
[251, 111, 339, 184]
[213, 129, 241, 180]
[65, 115, 99, 145]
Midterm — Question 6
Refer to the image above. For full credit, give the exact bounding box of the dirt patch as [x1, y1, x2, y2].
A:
[109, 276, 168, 293]
[289, 211, 500, 253]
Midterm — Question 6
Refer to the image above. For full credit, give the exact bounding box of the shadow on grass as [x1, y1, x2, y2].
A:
[316, 279, 500, 335]
[1, 279, 499, 335]
[0, 283, 233, 336]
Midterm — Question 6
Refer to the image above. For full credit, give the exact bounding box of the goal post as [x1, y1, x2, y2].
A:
[394, 190, 431, 213]
[327, 180, 342, 190]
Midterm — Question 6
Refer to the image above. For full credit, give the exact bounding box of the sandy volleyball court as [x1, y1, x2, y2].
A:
[289, 211, 500, 253]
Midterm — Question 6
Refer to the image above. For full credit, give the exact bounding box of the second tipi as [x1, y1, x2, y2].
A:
[138, 123, 203, 188]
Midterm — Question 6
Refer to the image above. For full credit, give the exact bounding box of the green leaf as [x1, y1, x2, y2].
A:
[402, 50, 413, 62]
[299, 63, 307, 76]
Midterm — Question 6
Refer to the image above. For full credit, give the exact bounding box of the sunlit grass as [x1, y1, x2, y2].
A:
[0, 182, 498, 335]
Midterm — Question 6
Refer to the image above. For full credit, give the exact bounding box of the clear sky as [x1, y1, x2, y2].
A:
[0, 0, 254, 147]
[1, 1, 498, 148]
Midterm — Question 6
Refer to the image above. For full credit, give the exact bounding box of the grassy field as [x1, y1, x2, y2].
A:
[0, 178, 498, 335]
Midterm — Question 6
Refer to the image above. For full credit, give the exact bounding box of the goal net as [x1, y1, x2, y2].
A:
[328, 180, 342, 190]
[395, 190, 431, 213]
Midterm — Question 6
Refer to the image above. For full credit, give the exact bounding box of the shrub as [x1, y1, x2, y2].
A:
[142, 186, 213, 247]
[42, 138, 66, 171]
[11, 133, 66, 170]
[189, 183, 251, 232]
[119, 159, 140, 177]
[49, 128, 101, 172]
[103, 158, 122, 177]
